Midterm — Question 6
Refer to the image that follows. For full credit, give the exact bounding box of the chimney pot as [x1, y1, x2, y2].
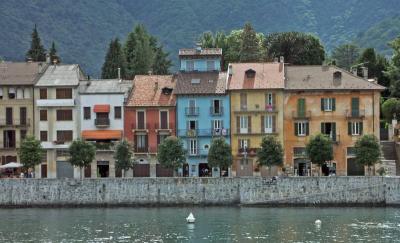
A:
[46, 54, 51, 64]
[279, 56, 284, 63]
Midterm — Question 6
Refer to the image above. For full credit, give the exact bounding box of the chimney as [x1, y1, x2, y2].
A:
[148, 70, 153, 75]
[273, 57, 278, 63]
[279, 56, 284, 63]
[195, 42, 202, 53]
[27, 57, 33, 63]
[154, 81, 158, 92]
[351, 67, 357, 76]
[118, 67, 121, 81]
[361, 67, 368, 79]
[333, 71, 342, 86]
[228, 64, 233, 76]
[46, 54, 51, 64]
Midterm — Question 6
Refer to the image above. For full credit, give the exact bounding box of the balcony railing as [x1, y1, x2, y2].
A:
[187, 149, 209, 157]
[237, 147, 258, 157]
[132, 123, 150, 130]
[292, 110, 312, 120]
[185, 107, 199, 116]
[177, 129, 229, 137]
[0, 119, 30, 127]
[134, 146, 157, 153]
[36, 99, 75, 107]
[92, 141, 116, 151]
[94, 118, 110, 127]
[156, 123, 174, 130]
[234, 104, 277, 113]
[346, 109, 365, 119]
[210, 106, 224, 116]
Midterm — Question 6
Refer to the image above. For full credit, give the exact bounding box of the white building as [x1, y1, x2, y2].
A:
[79, 79, 132, 178]
[34, 64, 86, 178]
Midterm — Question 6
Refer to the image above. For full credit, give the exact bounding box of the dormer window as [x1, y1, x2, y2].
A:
[191, 79, 200, 84]
[162, 87, 173, 95]
[245, 69, 256, 78]
[333, 71, 342, 80]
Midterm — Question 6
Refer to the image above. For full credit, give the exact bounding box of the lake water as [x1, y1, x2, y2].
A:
[0, 207, 399, 242]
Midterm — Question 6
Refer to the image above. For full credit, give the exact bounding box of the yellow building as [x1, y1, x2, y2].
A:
[284, 66, 384, 176]
[227, 63, 285, 176]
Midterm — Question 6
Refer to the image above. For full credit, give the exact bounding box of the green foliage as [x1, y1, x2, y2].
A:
[101, 38, 127, 79]
[157, 136, 186, 171]
[306, 133, 333, 167]
[257, 136, 284, 168]
[26, 25, 46, 62]
[68, 139, 96, 175]
[114, 140, 133, 176]
[152, 45, 172, 75]
[18, 136, 44, 171]
[331, 43, 360, 70]
[239, 22, 262, 62]
[264, 32, 325, 65]
[381, 98, 400, 121]
[207, 137, 232, 169]
[354, 134, 381, 170]
[49, 41, 60, 64]
[386, 37, 400, 97]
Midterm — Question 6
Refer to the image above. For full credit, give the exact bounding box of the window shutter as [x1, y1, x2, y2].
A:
[195, 120, 198, 129]
[272, 93, 276, 106]
[248, 116, 252, 133]
[186, 121, 189, 130]
[261, 115, 265, 133]
[298, 98, 305, 117]
[359, 122, 363, 135]
[332, 98, 336, 111]
[294, 123, 298, 136]
[238, 139, 241, 150]
[321, 123, 325, 133]
[272, 116, 276, 133]
[236, 116, 240, 133]
[348, 122, 352, 135]
[221, 120, 224, 128]
[247, 139, 251, 149]
[351, 97, 359, 116]
[332, 123, 336, 141]
[306, 122, 309, 136]
[321, 98, 324, 111]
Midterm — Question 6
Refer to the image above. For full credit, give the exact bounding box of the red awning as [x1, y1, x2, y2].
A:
[93, 104, 110, 113]
[81, 130, 122, 140]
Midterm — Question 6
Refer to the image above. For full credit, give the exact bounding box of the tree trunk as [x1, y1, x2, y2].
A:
[80, 167, 83, 180]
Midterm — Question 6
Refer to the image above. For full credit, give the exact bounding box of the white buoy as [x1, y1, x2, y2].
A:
[186, 212, 195, 223]
[315, 219, 322, 226]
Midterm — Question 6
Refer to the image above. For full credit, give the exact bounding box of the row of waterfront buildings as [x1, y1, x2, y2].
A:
[0, 47, 384, 178]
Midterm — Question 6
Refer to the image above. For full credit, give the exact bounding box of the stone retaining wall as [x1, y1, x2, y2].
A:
[0, 177, 398, 207]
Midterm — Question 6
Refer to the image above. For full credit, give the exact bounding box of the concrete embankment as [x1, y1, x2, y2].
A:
[0, 177, 399, 207]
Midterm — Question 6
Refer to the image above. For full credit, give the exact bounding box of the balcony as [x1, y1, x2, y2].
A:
[92, 141, 116, 151]
[185, 107, 199, 116]
[178, 129, 229, 137]
[36, 99, 75, 107]
[188, 149, 209, 157]
[237, 147, 258, 157]
[0, 119, 30, 127]
[134, 147, 149, 153]
[210, 106, 224, 116]
[94, 118, 110, 127]
[292, 110, 312, 120]
[132, 123, 150, 131]
[156, 123, 173, 131]
[346, 109, 365, 119]
[234, 104, 277, 113]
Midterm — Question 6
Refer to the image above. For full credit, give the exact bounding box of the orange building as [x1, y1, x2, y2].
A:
[283, 66, 385, 176]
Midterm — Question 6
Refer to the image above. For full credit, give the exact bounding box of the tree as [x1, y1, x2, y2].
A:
[354, 135, 381, 175]
[239, 22, 262, 62]
[386, 37, 400, 97]
[306, 133, 333, 175]
[264, 32, 325, 65]
[101, 38, 127, 79]
[157, 136, 186, 173]
[26, 25, 46, 62]
[257, 136, 284, 174]
[114, 140, 133, 177]
[18, 136, 44, 175]
[68, 139, 96, 179]
[152, 45, 172, 75]
[48, 41, 61, 64]
[331, 43, 360, 70]
[207, 137, 232, 175]
[381, 98, 400, 122]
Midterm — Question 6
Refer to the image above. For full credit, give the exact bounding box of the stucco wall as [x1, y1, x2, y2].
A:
[0, 177, 397, 207]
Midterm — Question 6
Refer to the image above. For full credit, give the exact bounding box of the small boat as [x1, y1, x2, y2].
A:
[315, 219, 321, 226]
[186, 212, 195, 223]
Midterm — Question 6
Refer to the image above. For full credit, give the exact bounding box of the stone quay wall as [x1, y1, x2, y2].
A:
[0, 177, 399, 207]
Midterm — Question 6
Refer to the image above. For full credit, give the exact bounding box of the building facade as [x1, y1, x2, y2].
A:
[227, 62, 285, 177]
[0, 62, 47, 165]
[124, 75, 176, 177]
[283, 66, 384, 176]
[79, 79, 132, 178]
[175, 47, 230, 177]
[34, 64, 85, 178]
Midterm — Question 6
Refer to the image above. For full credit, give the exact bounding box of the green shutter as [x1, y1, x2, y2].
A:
[298, 98, 305, 117]
[332, 98, 336, 111]
[305, 122, 309, 136]
[261, 115, 265, 133]
[351, 98, 359, 117]
[294, 122, 298, 136]
[332, 123, 336, 141]
[348, 122, 352, 135]
[321, 98, 324, 111]
[359, 122, 363, 135]
[321, 123, 325, 133]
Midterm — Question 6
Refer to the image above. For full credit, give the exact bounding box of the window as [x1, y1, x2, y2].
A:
[264, 115, 273, 133]
[240, 93, 247, 110]
[40, 110, 47, 121]
[187, 99, 197, 115]
[8, 87, 15, 99]
[188, 120, 197, 130]
[321, 98, 335, 111]
[293, 147, 306, 157]
[187, 60, 194, 71]
[213, 119, 222, 129]
[56, 130, 73, 142]
[160, 110, 168, 129]
[56, 88, 72, 99]
[39, 89, 47, 99]
[349, 122, 363, 136]
[3, 130, 15, 148]
[136, 135, 147, 150]
[347, 147, 356, 157]
[266, 93, 274, 107]
[56, 150, 70, 158]
[6, 107, 12, 125]
[0, 88, 3, 99]
[158, 134, 168, 144]
[351, 97, 360, 117]
[20, 107, 27, 125]
[20, 130, 27, 141]
[297, 98, 306, 117]
[56, 110, 73, 121]
[239, 116, 249, 133]
[321, 122, 336, 141]
[295, 122, 309, 136]
[137, 111, 145, 129]
[24, 88, 31, 99]
[40, 131, 48, 142]
[83, 107, 91, 120]
[189, 139, 198, 155]
[212, 99, 222, 115]
[114, 106, 121, 119]
[16, 88, 23, 99]
[207, 60, 215, 71]
[239, 139, 249, 150]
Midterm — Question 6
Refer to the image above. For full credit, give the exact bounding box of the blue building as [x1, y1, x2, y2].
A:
[175, 47, 230, 177]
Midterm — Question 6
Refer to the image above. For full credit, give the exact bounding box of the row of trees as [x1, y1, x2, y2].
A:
[101, 24, 172, 79]
[26, 25, 60, 63]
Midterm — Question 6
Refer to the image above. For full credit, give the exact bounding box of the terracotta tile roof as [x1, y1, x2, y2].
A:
[126, 75, 175, 107]
[174, 72, 227, 95]
[82, 130, 122, 140]
[227, 63, 285, 90]
[0, 62, 47, 85]
[179, 48, 222, 56]
[285, 66, 386, 90]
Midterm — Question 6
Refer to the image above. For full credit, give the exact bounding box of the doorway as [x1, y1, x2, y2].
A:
[347, 158, 364, 176]
[294, 158, 310, 176]
[97, 161, 109, 177]
[199, 163, 210, 177]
